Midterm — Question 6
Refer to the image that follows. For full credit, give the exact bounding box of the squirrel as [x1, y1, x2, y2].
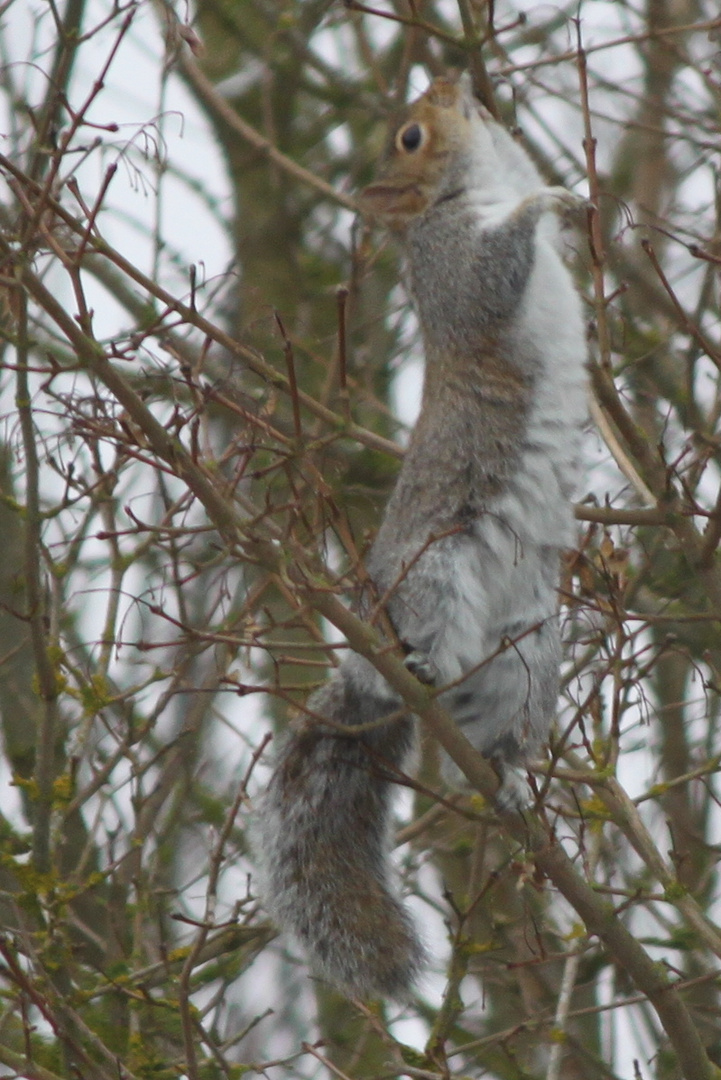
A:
[254, 74, 587, 1001]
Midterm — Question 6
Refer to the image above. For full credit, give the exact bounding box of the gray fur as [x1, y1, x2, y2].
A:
[255, 81, 587, 999]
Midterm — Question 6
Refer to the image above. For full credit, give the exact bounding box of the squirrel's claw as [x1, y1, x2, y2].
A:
[404, 650, 438, 686]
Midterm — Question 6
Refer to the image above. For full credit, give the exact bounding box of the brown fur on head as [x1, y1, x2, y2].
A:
[358, 76, 485, 231]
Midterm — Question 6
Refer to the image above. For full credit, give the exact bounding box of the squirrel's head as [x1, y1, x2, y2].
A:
[358, 75, 492, 232]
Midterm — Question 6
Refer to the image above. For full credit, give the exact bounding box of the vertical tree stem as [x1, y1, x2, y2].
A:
[14, 281, 58, 876]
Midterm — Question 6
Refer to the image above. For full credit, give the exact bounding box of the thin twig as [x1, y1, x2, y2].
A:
[545, 831, 601, 1080]
[335, 285, 350, 421]
[343, 0, 463, 49]
[179, 50, 357, 213]
[178, 736, 270, 1080]
[641, 237, 721, 373]
[0, 153, 403, 459]
[275, 313, 302, 442]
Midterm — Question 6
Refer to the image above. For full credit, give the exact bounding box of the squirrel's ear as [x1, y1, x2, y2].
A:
[424, 77, 459, 109]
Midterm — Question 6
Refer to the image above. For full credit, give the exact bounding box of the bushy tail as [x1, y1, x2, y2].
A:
[255, 671, 425, 999]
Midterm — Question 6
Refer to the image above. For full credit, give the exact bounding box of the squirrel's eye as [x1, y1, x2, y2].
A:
[397, 122, 424, 153]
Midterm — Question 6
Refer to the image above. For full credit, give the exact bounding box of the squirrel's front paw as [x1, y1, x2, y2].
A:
[404, 650, 438, 686]
[537, 187, 590, 216]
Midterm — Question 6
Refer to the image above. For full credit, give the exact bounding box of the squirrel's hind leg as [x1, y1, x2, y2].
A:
[491, 761, 533, 812]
